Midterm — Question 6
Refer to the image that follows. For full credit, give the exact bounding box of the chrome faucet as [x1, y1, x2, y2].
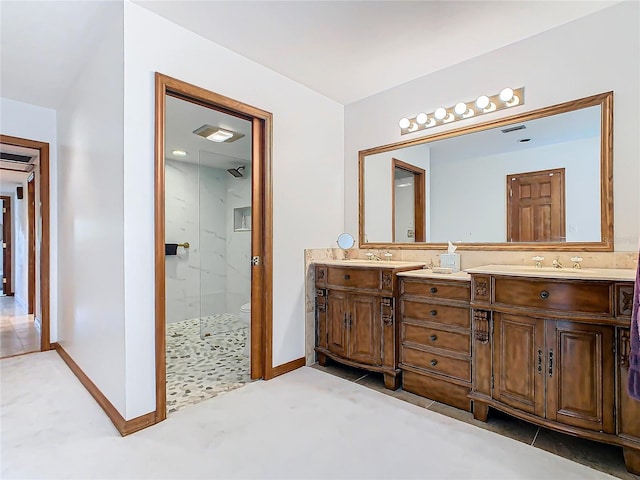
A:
[552, 257, 563, 269]
[571, 256, 583, 269]
[532, 256, 544, 268]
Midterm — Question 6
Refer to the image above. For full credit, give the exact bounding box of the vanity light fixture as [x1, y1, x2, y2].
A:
[193, 124, 245, 143]
[398, 87, 525, 135]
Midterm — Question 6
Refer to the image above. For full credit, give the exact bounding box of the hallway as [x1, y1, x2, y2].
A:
[0, 296, 39, 358]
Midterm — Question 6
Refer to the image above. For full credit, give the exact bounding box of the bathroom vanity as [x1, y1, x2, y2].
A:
[397, 270, 472, 411]
[466, 265, 639, 475]
[314, 260, 425, 389]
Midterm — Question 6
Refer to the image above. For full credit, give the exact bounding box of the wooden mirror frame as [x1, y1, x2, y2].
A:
[358, 91, 613, 251]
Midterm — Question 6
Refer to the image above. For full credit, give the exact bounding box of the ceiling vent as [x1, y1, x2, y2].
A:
[501, 125, 526, 134]
[0, 151, 36, 172]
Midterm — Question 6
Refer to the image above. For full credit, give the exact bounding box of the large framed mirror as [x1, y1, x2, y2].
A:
[359, 91, 613, 251]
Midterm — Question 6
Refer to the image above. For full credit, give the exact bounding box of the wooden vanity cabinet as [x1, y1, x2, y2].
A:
[398, 276, 472, 411]
[470, 275, 639, 475]
[315, 262, 424, 389]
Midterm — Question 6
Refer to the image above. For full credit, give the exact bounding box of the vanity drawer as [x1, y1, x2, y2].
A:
[493, 277, 612, 315]
[326, 267, 380, 290]
[402, 299, 471, 329]
[402, 345, 471, 382]
[401, 278, 469, 301]
[402, 322, 471, 355]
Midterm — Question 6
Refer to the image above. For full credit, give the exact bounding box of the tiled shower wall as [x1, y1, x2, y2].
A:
[165, 160, 251, 323]
[303, 247, 639, 364]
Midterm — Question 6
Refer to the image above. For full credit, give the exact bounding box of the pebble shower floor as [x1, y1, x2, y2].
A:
[166, 314, 251, 413]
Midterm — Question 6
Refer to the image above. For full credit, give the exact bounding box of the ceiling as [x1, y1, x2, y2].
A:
[165, 96, 251, 170]
[135, 0, 620, 105]
[0, 1, 620, 109]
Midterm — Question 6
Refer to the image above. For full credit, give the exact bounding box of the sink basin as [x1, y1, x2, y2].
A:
[505, 265, 597, 274]
[339, 259, 425, 268]
[464, 264, 636, 281]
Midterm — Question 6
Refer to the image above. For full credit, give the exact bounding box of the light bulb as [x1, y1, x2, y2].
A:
[499, 88, 514, 102]
[434, 107, 447, 120]
[476, 95, 490, 109]
[416, 112, 428, 125]
[172, 150, 187, 156]
[454, 102, 467, 115]
[398, 117, 410, 129]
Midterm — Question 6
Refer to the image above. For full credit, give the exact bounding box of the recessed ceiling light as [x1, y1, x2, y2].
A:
[193, 125, 245, 143]
[172, 149, 187, 156]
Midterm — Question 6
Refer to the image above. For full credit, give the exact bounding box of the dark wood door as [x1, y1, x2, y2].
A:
[1, 195, 12, 295]
[348, 293, 381, 366]
[493, 313, 545, 417]
[27, 175, 36, 313]
[546, 321, 615, 433]
[327, 290, 349, 358]
[507, 168, 565, 242]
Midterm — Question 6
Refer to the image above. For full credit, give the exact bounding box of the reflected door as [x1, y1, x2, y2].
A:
[507, 168, 565, 242]
[392, 159, 426, 242]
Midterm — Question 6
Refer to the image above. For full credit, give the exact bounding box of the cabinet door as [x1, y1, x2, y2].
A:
[493, 313, 545, 417]
[327, 290, 349, 358]
[546, 321, 615, 433]
[617, 328, 640, 441]
[348, 293, 381, 366]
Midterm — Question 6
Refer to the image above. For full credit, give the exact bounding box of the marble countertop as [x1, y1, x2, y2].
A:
[314, 259, 426, 269]
[397, 269, 471, 281]
[464, 264, 636, 281]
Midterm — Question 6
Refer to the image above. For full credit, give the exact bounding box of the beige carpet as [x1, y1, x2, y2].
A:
[1, 350, 615, 479]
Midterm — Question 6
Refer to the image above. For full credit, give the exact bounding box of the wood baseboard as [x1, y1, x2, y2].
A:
[52, 342, 159, 436]
[267, 356, 305, 379]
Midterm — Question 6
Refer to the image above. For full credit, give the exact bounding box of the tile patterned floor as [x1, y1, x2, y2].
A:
[166, 314, 250, 414]
[0, 296, 40, 359]
[312, 361, 638, 480]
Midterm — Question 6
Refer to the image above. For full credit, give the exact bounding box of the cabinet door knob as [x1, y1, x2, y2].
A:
[430, 334, 437, 341]
[344, 274, 350, 280]
[540, 290, 549, 299]
[430, 287, 438, 294]
[430, 310, 437, 316]
[430, 359, 438, 366]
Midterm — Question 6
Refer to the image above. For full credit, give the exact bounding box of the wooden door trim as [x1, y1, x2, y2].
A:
[0, 195, 12, 296]
[27, 174, 35, 313]
[154, 73, 273, 423]
[0, 135, 50, 351]
[391, 158, 426, 242]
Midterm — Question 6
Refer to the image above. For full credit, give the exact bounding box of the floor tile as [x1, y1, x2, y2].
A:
[355, 372, 436, 409]
[534, 427, 635, 479]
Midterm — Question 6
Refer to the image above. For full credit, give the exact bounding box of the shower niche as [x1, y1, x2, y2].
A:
[234, 207, 251, 232]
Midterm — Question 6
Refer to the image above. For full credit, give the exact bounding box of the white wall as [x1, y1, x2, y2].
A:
[0, 97, 58, 340]
[345, 1, 640, 251]
[57, 6, 125, 414]
[123, 1, 344, 418]
[430, 137, 600, 243]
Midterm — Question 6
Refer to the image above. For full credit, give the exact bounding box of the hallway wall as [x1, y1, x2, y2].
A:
[0, 97, 58, 341]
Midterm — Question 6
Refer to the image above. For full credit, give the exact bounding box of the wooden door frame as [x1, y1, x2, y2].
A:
[0, 134, 51, 351]
[506, 167, 566, 243]
[1, 195, 12, 296]
[27, 173, 36, 313]
[391, 158, 426, 242]
[154, 73, 273, 422]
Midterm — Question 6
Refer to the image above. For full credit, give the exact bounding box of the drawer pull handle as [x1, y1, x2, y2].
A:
[537, 348, 543, 375]
[430, 287, 438, 294]
[430, 310, 437, 316]
[344, 274, 350, 280]
[540, 290, 549, 299]
[430, 359, 438, 367]
[430, 334, 438, 341]
[548, 349, 554, 377]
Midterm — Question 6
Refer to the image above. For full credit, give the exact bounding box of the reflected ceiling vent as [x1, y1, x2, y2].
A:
[193, 125, 245, 143]
[1, 152, 33, 163]
[501, 125, 526, 133]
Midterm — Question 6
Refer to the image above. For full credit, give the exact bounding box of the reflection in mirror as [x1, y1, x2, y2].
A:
[360, 92, 612, 250]
[336, 232, 355, 249]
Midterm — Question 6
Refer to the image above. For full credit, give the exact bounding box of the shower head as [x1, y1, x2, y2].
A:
[227, 166, 245, 178]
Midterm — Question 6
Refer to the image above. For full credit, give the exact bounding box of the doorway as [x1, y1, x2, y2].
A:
[154, 73, 273, 421]
[0, 134, 51, 356]
[392, 158, 426, 242]
[507, 168, 566, 242]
